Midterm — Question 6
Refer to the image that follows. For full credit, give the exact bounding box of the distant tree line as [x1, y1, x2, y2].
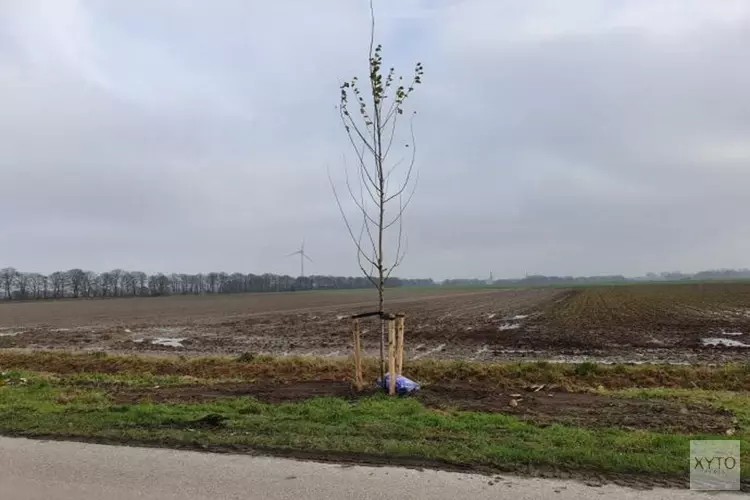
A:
[644, 269, 750, 281]
[441, 278, 493, 286]
[489, 269, 750, 287]
[493, 274, 628, 286]
[441, 275, 630, 287]
[0, 267, 435, 301]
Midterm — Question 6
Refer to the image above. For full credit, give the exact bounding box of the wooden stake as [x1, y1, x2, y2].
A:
[351, 319, 363, 390]
[356, 325, 364, 389]
[388, 318, 396, 395]
[396, 315, 405, 376]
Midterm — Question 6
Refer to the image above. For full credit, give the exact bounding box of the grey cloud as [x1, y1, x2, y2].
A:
[1, 1, 749, 280]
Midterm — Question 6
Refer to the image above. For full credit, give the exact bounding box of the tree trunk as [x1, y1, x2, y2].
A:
[378, 284, 385, 384]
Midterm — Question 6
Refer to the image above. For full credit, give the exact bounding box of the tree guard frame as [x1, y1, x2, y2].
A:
[350, 311, 406, 395]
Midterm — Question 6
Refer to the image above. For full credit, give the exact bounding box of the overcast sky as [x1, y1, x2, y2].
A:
[2, 1, 750, 280]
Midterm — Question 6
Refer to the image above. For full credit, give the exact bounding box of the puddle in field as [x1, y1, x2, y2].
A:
[719, 330, 743, 336]
[547, 357, 690, 366]
[473, 345, 490, 358]
[511, 314, 529, 320]
[491, 348, 696, 365]
[702, 338, 750, 348]
[50, 328, 71, 332]
[535, 354, 692, 366]
[498, 323, 520, 331]
[412, 343, 446, 360]
[705, 308, 750, 320]
[127, 327, 189, 348]
[151, 337, 186, 348]
[0, 331, 23, 337]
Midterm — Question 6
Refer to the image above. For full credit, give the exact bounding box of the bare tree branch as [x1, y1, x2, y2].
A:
[382, 110, 400, 162]
[385, 194, 406, 281]
[344, 161, 379, 227]
[384, 170, 419, 230]
[384, 114, 418, 204]
[327, 165, 379, 270]
[340, 105, 377, 160]
[356, 166, 379, 259]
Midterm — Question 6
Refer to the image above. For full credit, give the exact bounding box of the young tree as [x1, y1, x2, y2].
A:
[331, 0, 424, 380]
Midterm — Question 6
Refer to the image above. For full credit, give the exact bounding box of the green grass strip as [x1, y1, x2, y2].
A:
[0, 373, 746, 480]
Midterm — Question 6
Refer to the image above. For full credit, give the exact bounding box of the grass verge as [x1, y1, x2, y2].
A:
[0, 353, 748, 487]
[1, 350, 749, 391]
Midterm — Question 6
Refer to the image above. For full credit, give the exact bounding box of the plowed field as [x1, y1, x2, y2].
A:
[2, 282, 749, 363]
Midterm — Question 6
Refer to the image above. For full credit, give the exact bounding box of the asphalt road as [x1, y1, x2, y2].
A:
[0, 437, 743, 499]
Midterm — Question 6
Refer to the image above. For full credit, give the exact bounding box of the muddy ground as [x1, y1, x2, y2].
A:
[2, 284, 750, 364]
[106, 379, 736, 434]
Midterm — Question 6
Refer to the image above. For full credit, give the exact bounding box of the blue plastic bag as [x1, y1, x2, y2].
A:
[376, 373, 420, 394]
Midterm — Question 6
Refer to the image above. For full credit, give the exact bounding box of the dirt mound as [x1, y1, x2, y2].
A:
[416, 383, 734, 433]
[110, 380, 735, 434]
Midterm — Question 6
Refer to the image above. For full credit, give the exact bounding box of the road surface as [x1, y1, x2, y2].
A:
[0, 437, 743, 499]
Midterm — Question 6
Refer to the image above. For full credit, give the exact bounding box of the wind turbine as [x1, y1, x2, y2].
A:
[286, 239, 313, 277]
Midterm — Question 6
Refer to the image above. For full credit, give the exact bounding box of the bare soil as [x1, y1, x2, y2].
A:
[0, 288, 562, 358]
[2, 283, 750, 363]
[108, 380, 735, 434]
